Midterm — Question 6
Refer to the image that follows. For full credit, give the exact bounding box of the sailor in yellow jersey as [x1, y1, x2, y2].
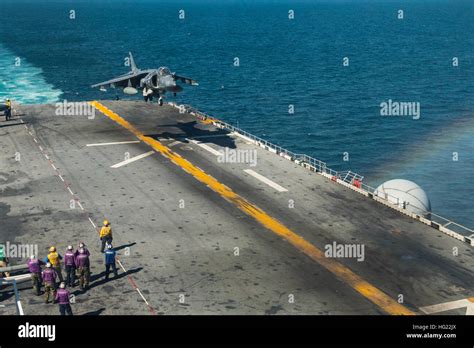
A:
[4, 99, 12, 121]
[99, 219, 113, 253]
[44, 246, 64, 283]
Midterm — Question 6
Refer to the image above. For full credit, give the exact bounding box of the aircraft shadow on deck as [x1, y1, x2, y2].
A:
[146, 120, 237, 149]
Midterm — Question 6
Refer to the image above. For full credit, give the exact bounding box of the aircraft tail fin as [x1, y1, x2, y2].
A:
[129, 52, 138, 72]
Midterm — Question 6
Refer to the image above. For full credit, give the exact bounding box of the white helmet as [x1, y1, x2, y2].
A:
[30, 255, 35, 260]
[67, 245, 73, 250]
[46, 262, 51, 268]
[59, 282, 66, 289]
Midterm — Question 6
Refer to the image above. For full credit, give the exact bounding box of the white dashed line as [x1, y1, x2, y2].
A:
[110, 151, 155, 168]
[86, 140, 140, 147]
[21, 115, 156, 314]
[168, 140, 181, 147]
[115, 259, 152, 307]
[117, 259, 127, 273]
[243, 169, 288, 192]
[136, 288, 151, 306]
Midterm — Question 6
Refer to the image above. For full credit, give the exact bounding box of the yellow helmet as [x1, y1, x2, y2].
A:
[103, 219, 110, 226]
[49, 246, 56, 252]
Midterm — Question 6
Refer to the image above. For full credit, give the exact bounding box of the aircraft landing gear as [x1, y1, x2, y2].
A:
[158, 97, 164, 106]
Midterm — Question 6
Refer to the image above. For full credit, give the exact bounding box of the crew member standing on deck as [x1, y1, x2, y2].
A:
[5, 99, 12, 121]
[27, 255, 44, 296]
[55, 282, 73, 316]
[99, 220, 113, 253]
[44, 246, 63, 283]
[42, 263, 57, 304]
[64, 246, 76, 287]
[104, 244, 118, 280]
[75, 248, 90, 291]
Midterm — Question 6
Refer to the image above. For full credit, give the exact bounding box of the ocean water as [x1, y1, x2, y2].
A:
[0, 45, 62, 103]
[0, 0, 473, 228]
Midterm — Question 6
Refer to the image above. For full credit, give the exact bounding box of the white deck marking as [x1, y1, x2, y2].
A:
[115, 259, 153, 307]
[86, 140, 140, 147]
[419, 297, 474, 315]
[17, 300, 24, 315]
[187, 139, 222, 156]
[111, 151, 155, 168]
[20, 117, 154, 313]
[88, 217, 97, 229]
[243, 169, 288, 192]
[168, 140, 181, 147]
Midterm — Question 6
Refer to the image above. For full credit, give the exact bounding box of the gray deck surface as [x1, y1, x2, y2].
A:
[0, 100, 472, 315]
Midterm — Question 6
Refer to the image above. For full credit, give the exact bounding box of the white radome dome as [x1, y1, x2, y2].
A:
[375, 179, 431, 217]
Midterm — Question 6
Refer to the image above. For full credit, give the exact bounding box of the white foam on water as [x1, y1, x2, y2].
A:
[0, 45, 63, 104]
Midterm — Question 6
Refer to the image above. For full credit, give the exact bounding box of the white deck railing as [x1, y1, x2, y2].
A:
[171, 103, 474, 245]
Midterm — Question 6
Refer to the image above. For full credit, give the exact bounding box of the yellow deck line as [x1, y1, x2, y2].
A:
[89, 101, 415, 315]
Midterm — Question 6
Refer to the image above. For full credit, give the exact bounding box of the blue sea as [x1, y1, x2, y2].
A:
[1, 0, 473, 228]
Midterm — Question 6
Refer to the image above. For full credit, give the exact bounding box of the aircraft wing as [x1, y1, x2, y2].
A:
[91, 72, 148, 89]
[173, 74, 199, 86]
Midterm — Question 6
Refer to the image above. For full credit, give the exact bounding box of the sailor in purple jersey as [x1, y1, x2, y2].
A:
[42, 263, 57, 304]
[55, 282, 73, 315]
[27, 255, 45, 296]
[64, 245, 76, 287]
[75, 248, 90, 290]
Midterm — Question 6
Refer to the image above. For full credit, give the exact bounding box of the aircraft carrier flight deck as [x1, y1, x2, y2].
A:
[0, 100, 472, 316]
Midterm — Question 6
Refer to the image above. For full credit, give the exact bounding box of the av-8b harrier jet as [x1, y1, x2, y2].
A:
[92, 52, 198, 105]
